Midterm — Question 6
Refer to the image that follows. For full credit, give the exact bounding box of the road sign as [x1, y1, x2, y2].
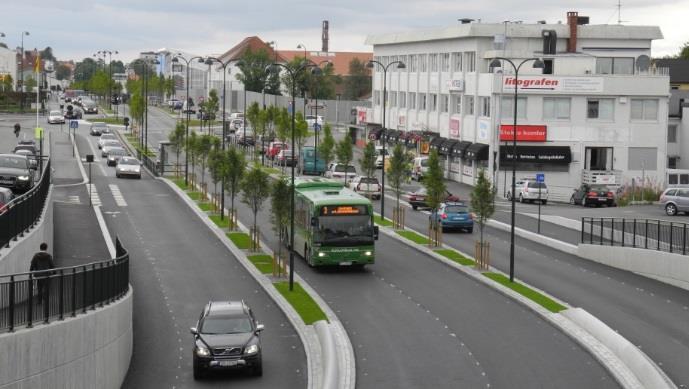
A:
[536, 173, 545, 183]
[70, 120, 79, 129]
[314, 123, 321, 131]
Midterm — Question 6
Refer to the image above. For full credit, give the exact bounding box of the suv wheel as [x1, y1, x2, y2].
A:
[666, 203, 678, 216]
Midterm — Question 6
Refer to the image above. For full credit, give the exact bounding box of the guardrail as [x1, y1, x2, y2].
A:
[581, 217, 689, 255]
[0, 159, 51, 249]
[0, 237, 129, 333]
[137, 151, 159, 177]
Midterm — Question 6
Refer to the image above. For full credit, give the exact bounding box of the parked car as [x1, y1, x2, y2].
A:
[570, 184, 615, 207]
[106, 148, 128, 166]
[375, 146, 389, 169]
[406, 187, 460, 210]
[325, 163, 357, 183]
[429, 202, 474, 232]
[659, 188, 689, 216]
[0, 154, 36, 193]
[190, 300, 264, 379]
[236, 129, 255, 146]
[506, 179, 549, 204]
[349, 176, 381, 199]
[266, 141, 287, 159]
[90, 122, 109, 136]
[276, 149, 297, 167]
[229, 112, 244, 120]
[48, 110, 65, 124]
[305, 115, 323, 128]
[115, 156, 141, 179]
[98, 133, 118, 149]
[101, 140, 122, 157]
[410, 156, 429, 181]
[168, 99, 181, 108]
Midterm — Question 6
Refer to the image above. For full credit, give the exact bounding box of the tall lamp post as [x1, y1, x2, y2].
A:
[489, 56, 544, 282]
[366, 59, 406, 219]
[171, 55, 205, 186]
[266, 61, 319, 291]
[19, 31, 29, 111]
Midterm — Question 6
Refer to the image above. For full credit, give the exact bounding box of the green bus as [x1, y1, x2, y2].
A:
[290, 177, 379, 267]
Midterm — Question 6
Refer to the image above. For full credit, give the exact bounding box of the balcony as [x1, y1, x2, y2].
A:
[582, 170, 623, 186]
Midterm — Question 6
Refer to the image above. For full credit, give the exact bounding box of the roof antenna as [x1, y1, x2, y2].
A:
[617, 0, 629, 24]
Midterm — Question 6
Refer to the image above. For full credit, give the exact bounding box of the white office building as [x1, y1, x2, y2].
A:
[154, 48, 211, 105]
[0, 46, 17, 91]
[366, 12, 670, 201]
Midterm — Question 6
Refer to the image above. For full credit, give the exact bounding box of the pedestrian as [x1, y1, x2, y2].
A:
[13, 123, 20, 138]
[30, 242, 55, 305]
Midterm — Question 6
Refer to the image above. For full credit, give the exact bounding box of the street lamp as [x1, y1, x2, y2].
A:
[266, 60, 319, 291]
[19, 31, 29, 110]
[172, 55, 206, 186]
[366, 59, 406, 219]
[489, 56, 544, 282]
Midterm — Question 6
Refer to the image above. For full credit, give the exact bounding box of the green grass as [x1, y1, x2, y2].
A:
[483, 273, 566, 313]
[248, 254, 273, 274]
[274, 282, 328, 325]
[396, 230, 430, 245]
[373, 215, 393, 227]
[434, 249, 475, 266]
[187, 191, 202, 201]
[173, 178, 188, 190]
[228, 232, 251, 249]
[98, 117, 125, 125]
[209, 214, 230, 229]
[260, 166, 281, 175]
[197, 201, 213, 212]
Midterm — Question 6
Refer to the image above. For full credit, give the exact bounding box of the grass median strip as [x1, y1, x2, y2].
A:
[197, 202, 213, 212]
[247, 254, 273, 274]
[209, 214, 230, 229]
[228, 232, 251, 250]
[173, 178, 188, 190]
[274, 282, 328, 325]
[396, 230, 430, 245]
[483, 272, 566, 313]
[187, 191, 202, 201]
[434, 249, 475, 266]
[373, 215, 393, 227]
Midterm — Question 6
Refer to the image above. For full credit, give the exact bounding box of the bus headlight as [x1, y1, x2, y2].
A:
[318, 252, 326, 257]
[364, 251, 372, 256]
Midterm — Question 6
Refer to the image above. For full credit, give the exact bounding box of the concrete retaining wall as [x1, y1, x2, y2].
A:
[0, 187, 54, 275]
[578, 244, 689, 291]
[0, 287, 133, 389]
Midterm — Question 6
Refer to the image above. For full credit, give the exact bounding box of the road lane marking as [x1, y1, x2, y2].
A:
[109, 184, 128, 207]
[86, 183, 101, 206]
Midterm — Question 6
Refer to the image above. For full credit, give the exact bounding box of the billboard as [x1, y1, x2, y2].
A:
[499, 125, 547, 142]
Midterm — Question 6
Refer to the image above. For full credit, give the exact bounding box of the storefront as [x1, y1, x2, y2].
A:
[499, 145, 572, 168]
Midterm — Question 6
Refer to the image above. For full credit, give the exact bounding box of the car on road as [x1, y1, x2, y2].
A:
[429, 202, 474, 232]
[98, 133, 118, 149]
[115, 156, 141, 179]
[190, 300, 264, 379]
[90, 122, 109, 136]
[375, 146, 389, 169]
[228, 119, 244, 133]
[570, 184, 615, 207]
[410, 156, 429, 181]
[324, 163, 357, 183]
[106, 148, 128, 166]
[48, 110, 65, 124]
[236, 129, 255, 146]
[266, 141, 287, 159]
[276, 149, 297, 167]
[305, 114, 323, 128]
[0, 154, 36, 193]
[507, 179, 548, 204]
[82, 99, 98, 114]
[406, 187, 460, 210]
[64, 107, 83, 120]
[101, 140, 122, 157]
[349, 176, 381, 199]
[659, 188, 689, 216]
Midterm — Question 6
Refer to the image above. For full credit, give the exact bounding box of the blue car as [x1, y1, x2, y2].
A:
[430, 202, 474, 232]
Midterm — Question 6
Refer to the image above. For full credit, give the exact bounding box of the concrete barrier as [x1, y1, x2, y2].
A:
[486, 218, 578, 255]
[314, 321, 338, 389]
[0, 187, 54, 275]
[578, 244, 689, 291]
[0, 286, 133, 389]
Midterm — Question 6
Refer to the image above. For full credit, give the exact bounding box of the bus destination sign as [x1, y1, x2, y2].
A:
[321, 205, 367, 216]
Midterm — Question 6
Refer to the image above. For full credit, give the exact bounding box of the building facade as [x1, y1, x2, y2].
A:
[366, 12, 670, 200]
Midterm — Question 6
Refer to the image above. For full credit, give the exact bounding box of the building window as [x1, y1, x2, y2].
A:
[501, 96, 527, 119]
[419, 54, 428, 72]
[543, 97, 571, 120]
[430, 94, 438, 111]
[441, 95, 449, 113]
[668, 124, 678, 143]
[631, 99, 658, 121]
[441, 53, 450, 72]
[409, 55, 417, 72]
[585, 147, 614, 171]
[374, 90, 381, 106]
[628, 147, 658, 171]
[465, 95, 475, 115]
[596, 57, 634, 75]
[480, 97, 490, 117]
[389, 56, 397, 72]
[429, 54, 438, 72]
[399, 92, 406, 108]
[398, 55, 407, 72]
[420, 94, 427, 110]
[452, 95, 462, 114]
[668, 157, 678, 169]
[409, 92, 416, 109]
[543, 59, 553, 75]
[587, 98, 614, 120]
[452, 52, 462, 72]
[390, 91, 397, 107]
[464, 52, 476, 72]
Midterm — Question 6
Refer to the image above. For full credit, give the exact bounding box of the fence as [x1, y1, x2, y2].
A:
[581, 217, 689, 255]
[0, 159, 51, 249]
[0, 237, 129, 333]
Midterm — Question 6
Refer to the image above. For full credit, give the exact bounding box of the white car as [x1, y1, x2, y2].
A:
[305, 115, 323, 129]
[101, 140, 122, 157]
[98, 133, 118, 149]
[325, 163, 357, 183]
[47, 110, 65, 124]
[506, 178, 549, 204]
[116, 156, 141, 179]
[349, 176, 381, 199]
[375, 146, 389, 168]
[410, 156, 429, 181]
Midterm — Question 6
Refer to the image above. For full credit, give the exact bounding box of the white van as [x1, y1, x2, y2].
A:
[411, 156, 429, 181]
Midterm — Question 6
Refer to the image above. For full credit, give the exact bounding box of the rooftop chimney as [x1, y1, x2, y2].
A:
[322, 20, 329, 53]
[567, 11, 578, 53]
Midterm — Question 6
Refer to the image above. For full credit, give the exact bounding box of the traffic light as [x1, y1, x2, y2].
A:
[13, 123, 20, 138]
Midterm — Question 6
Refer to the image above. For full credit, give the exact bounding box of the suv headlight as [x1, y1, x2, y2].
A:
[195, 345, 210, 357]
[17, 176, 29, 181]
[245, 344, 259, 355]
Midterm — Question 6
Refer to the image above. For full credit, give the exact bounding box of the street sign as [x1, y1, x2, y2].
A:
[536, 173, 545, 183]
[70, 120, 79, 129]
[314, 123, 321, 131]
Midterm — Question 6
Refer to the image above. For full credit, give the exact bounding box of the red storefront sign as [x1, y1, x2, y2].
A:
[449, 118, 460, 138]
[499, 125, 547, 142]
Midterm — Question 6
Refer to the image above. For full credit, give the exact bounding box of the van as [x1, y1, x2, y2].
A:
[411, 157, 429, 181]
[299, 146, 326, 175]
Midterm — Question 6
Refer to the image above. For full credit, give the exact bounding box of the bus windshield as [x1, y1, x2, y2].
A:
[315, 215, 373, 246]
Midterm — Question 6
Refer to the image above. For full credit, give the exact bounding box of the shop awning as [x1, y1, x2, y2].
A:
[451, 141, 472, 158]
[465, 143, 489, 161]
[439, 139, 459, 156]
[500, 145, 571, 164]
[386, 130, 401, 142]
[429, 136, 446, 151]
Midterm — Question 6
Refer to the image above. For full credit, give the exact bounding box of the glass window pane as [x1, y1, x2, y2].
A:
[596, 58, 613, 74]
[613, 58, 634, 74]
[587, 100, 599, 118]
[599, 99, 614, 120]
[631, 99, 643, 120]
[644, 99, 658, 120]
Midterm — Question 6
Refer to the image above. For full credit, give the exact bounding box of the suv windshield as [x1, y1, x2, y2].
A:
[119, 158, 138, 165]
[0, 156, 27, 169]
[201, 316, 253, 334]
[359, 177, 379, 184]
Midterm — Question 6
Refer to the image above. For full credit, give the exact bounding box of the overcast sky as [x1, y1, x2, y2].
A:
[2, 0, 687, 63]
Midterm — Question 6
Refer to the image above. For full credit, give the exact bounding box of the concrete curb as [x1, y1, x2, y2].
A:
[375, 221, 669, 389]
[486, 218, 579, 255]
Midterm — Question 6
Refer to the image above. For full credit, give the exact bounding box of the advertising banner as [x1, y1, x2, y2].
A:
[499, 125, 547, 142]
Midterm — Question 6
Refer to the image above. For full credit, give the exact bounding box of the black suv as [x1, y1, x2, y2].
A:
[190, 300, 264, 379]
[0, 154, 36, 193]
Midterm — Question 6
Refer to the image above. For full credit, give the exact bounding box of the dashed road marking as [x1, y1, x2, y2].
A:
[109, 184, 128, 206]
[86, 184, 101, 206]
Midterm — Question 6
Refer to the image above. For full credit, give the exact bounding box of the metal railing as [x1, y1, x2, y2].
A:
[0, 237, 129, 333]
[0, 159, 51, 249]
[581, 217, 689, 255]
[138, 151, 159, 177]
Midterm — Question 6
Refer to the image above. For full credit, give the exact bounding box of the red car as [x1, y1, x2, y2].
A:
[406, 187, 460, 210]
[267, 142, 288, 159]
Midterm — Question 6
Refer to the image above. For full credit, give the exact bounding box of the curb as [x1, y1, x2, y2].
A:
[375, 220, 672, 389]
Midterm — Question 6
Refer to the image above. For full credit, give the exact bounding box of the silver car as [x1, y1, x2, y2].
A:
[48, 110, 65, 124]
[98, 133, 118, 149]
[101, 140, 122, 157]
[659, 188, 689, 216]
[115, 156, 141, 179]
[106, 148, 128, 166]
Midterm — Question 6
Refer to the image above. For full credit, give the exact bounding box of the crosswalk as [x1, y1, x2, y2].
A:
[86, 183, 101, 206]
[108, 184, 128, 207]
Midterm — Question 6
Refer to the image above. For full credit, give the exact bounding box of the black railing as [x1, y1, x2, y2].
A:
[137, 151, 159, 176]
[0, 159, 52, 249]
[581, 217, 689, 255]
[0, 237, 129, 333]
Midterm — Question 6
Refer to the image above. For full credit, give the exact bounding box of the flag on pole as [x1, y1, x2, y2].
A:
[34, 53, 41, 74]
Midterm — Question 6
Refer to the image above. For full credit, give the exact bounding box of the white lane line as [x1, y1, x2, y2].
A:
[108, 184, 128, 207]
[93, 205, 116, 258]
[86, 183, 101, 206]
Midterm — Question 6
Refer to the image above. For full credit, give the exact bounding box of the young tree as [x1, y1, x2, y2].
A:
[294, 112, 309, 151]
[208, 140, 224, 208]
[343, 58, 372, 100]
[422, 150, 447, 223]
[388, 144, 412, 225]
[1, 74, 14, 92]
[336, 134, 354, 186]
[203, 89, 220, 131]
[359, 141, 377, 196]
[471, 169, 496, 252]
[129, 93, 144, 127]
[241, 164, 271, 246]
[186, 131, 198, 184]
[270, 177, 291, 259]
[196, 134, 213, 190]
[246, 102, 262, 158]
[275, 107, 290, 144]
[257, 109, 270, 164]
[168, 121, 186, 175]
[319, 123, 335, 169]
[223, 148, 247, 228]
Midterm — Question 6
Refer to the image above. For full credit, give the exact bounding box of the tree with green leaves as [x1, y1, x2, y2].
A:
[676, 41, 689, 59]
[186, 131, 198, 184]
[319, 123, 335, 169]
[422, 150, 447, 223]
[129, 93, 144, 127]
[88, 70, 110, 98]
[246, 101, 261, 134]
[241, 164, 271, 242]
[39, 47, 56, 62]
[359, 141, 377, 196]
[388, 143, 413, 218]
[336, 134, 354, 186]
[343, 58, 371, 100]
[196, 134, 213, 190]
[55, 64, 71, 81]
[294, 112, 309, 151]
[223, 147, 247, 229]
[235, 47, 280, 94]
[270, 177, 291, 259]
[24, 76, 37, 92]
[73, 58, 98, 82]
[1, 74, 13, 92]
[275, 107, 290, 144]
[307, 63, 336, 100]
[168, 122, 186, 175]
[471, 169, 495, 252]
[208, 140, 224, 207]
[200, 89, 220, 131]
[265, 105, 278, 137]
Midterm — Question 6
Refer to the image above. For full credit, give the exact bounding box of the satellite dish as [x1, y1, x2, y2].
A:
[636, 55, 651, 72]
